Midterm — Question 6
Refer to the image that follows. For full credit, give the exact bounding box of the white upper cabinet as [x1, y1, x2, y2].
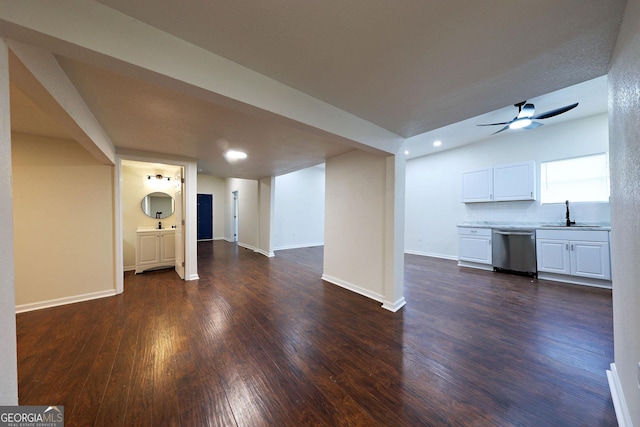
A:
[461, 168, 493, 202]
[493, 161, 536, 201]
[462, 161, 536, 203]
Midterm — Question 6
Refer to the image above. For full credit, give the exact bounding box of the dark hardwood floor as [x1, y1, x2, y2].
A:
[16, 241, 616, 426]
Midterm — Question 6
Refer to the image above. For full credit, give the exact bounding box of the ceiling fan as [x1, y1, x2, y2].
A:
[478, 101, 579, 134]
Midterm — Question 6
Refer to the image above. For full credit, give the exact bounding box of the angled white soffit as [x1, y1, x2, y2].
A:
[7, 41, 116, 164]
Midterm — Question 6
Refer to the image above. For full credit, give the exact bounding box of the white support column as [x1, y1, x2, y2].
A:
[257, 176, 276, 257]
[382, 150, 407, 312]
[0, 38, 19, 405]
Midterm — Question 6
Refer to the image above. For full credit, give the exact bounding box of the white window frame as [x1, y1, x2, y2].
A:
[540, 153, 610, 204]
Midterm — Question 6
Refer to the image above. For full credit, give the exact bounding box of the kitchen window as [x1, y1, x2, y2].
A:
[540, 153, 610, 204]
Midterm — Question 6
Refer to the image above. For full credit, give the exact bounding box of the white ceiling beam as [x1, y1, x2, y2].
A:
[0, 0, 404, 155]
[7, 41, 115, 164]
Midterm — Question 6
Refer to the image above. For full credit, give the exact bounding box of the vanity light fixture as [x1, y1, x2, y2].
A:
[147, 174, 171, 181]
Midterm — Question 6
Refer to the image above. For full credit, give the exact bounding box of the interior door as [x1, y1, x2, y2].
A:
[232, 191, 238, 242]
[174, 168, 185, 279]
[197, 194, 213, 240]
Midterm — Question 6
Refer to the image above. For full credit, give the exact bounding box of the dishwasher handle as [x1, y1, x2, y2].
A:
[493, 230, 535, 236]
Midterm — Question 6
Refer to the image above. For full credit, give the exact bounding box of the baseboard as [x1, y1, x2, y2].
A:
[382, 297, 406, 312]
[404, 250, 458, 261]
[236, 242, 274, 257]
[457, 260, 494, 271]
[16, 289, 117, 313]
[186, 273, 200, 281]
[256, 248, 275, 258]
[537, 272, 612, 289]
[607, 363, 632, 427]
[238, 242, 256, 251]
[274, 242, 324, 251]
[321, 274, 384, 304]
[124, 264, 136, 272]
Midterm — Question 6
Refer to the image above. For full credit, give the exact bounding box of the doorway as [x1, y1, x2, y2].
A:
[115, 155, 199, 293]
[197, 193, 213, 240]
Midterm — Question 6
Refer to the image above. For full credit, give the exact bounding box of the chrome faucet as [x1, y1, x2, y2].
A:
[565, 200, 575, 226]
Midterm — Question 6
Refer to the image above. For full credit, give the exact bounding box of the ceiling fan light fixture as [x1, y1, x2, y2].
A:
[509, 118, 532, 130]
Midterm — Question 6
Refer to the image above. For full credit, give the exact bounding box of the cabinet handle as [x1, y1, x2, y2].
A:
[571, 244, 574, 251]
[566, 243, 569, 250]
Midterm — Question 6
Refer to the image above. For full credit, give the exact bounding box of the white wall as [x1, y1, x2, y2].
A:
[323, 150, 387, 302]
[274, 166, 325, 250]
[13, 133, 115, 309]
[197, 174, 226, 239]
[609, 0, 640, 424]
[405, 113, 610, 259]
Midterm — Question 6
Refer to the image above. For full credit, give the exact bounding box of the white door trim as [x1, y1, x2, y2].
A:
[115, 152, 199, 294]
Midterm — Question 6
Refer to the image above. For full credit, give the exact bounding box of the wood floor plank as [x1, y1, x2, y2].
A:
[16, 241, 616, 426]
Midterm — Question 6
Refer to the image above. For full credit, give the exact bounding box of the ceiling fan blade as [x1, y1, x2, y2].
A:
[492, 125, 510, 135]
[477, 121, 512, 127]
[531, 102, 578, 120]
[517, 103, 535, 119]
[524, 121, 543, 129]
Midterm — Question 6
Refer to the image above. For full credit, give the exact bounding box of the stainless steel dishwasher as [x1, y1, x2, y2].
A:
[492, 229, 537, 276]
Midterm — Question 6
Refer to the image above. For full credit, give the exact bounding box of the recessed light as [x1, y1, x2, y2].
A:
[404, 150, 410, 155]
[225, 150, 247, 161]
[433, 140, 442, 147]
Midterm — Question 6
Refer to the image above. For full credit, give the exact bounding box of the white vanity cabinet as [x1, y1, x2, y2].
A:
[136, 228, 175, 273]
[536, 229, 611, 287]
[457, 227, 492, 270]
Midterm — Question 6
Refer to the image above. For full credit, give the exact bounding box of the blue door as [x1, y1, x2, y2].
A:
[197, 194, 213, 240]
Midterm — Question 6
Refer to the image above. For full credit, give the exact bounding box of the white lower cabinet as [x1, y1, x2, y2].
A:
[136, 228, 175, 273]
[458, 227, 492, 268]
[536, 229, 611, 285]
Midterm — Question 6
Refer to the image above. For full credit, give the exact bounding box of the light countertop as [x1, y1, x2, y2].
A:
[458, 222, 611, 231]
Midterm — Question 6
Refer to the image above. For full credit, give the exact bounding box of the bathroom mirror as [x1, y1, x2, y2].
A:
[141, 192, 175, 219]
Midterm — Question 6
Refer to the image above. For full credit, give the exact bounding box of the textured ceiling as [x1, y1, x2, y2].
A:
[2, 1, 628, 178]
[98, 0, 626, 137]
[55, 57, 356, 178]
